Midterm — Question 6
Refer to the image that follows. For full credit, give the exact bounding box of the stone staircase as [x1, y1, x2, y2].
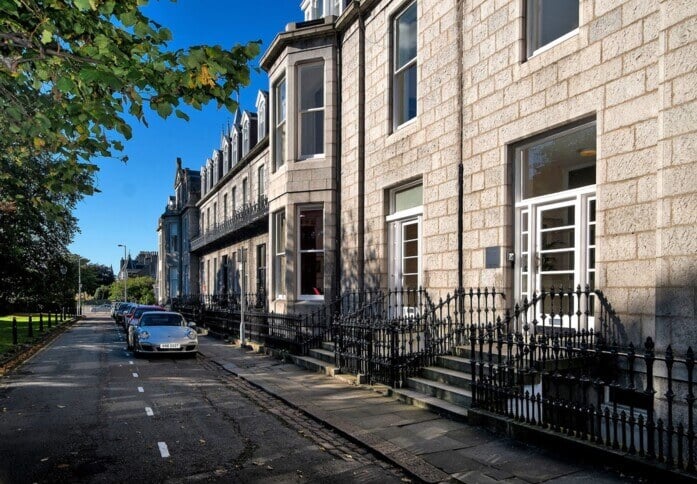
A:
[292, 342, 482, 421]
[389, 351, 473, 421]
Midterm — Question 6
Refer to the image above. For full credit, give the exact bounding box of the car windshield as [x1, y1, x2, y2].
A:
[140, 314, 185, 327]
[134, 307, 162, 318]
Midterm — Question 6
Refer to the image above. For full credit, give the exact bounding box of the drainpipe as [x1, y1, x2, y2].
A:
[357, 10, 366, 293]
[334, 29, 343, 300]
[456, 0, 464, 292]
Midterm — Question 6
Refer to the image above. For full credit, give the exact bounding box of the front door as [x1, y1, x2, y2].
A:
[517, 194, 596, 329]
[389, 216, 421, 318]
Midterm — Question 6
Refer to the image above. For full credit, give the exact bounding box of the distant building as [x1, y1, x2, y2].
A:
[119, 251, 158, 280]
[157, 158, 201, 304]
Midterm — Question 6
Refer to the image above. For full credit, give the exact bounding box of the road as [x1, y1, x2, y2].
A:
[0, 315, 407, 483]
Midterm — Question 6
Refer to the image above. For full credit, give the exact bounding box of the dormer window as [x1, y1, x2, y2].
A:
[258, 99, 266, 139]
[223, 141, 230, 172]
[242, 119, 250, 157]
[232, 132, 239, 164]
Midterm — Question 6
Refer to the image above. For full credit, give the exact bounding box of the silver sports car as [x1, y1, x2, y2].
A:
[132, 311, 198, 356]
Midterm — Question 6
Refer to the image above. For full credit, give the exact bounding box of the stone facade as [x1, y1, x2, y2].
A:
[159, 0, 696, 350]
[157, 158, 200, 304]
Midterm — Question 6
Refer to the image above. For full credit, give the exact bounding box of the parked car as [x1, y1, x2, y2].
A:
[126, 305, 165, 349]
[131, 311, 198, 357]
[111, 302, 126, 319]
[120, 303, 140, 328]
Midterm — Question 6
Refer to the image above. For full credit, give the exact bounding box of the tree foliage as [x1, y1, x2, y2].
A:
[0, 0, 260, 309]
[109, 276, 155, 304]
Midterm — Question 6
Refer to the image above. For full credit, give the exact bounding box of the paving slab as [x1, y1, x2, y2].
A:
[198, 337, 633, 483]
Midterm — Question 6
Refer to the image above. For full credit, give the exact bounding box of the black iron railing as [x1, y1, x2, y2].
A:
[190, 196, 268, 252]
[471, 337, 696, 475]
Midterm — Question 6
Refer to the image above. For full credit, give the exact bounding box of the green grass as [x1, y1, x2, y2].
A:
[0, 313, 68, 356]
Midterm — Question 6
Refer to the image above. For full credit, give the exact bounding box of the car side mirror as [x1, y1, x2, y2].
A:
[187, 322, 197, 328]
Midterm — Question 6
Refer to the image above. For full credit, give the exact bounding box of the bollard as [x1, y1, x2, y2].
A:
[39, 313, 44, 333]
[28, 315, 34, 339]
[48, 312, 52, 329]
[12, 317, 18, 345]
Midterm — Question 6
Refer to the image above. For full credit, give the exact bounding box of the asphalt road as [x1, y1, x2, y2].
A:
[0, 315, 407, 483]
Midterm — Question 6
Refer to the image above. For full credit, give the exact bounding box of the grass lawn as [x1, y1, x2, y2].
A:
[0, 314, 67, 356]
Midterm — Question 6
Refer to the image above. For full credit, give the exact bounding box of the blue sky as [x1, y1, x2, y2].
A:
[68, 0, 302, 273]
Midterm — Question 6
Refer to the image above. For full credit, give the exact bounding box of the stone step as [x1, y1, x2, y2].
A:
[421, 366, 473, 389]
[321, 340, 335, 352]
[388, 386, 468, 422]
[436, 354, 474, 373]
[288, 354, 358, 385]
[308, 347, 335, 364]
[406, 376, 472, 407]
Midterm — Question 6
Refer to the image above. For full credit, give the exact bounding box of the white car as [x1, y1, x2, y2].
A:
[132, 311, 198, 357]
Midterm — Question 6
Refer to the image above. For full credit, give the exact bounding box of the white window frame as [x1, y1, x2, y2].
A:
[231, 186, 237, 214]
[242, 118, 250, 157]
[273, 210, 286, 299]
[297, 206, 325, 301]
[258, 99, 266, 139]
[258, 165, 265, 202]
[232, 131, 239, 165]
[273, 76, 286, 170]
[387, 182, 423, 294]
[526, 0, 580, 59]
[392, 1, 418, 130]
[298, 62, 325, 158]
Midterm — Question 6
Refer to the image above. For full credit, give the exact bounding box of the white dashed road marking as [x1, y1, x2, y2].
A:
[145, 407, 154, 416]
[132, 372, 138, 378]
[129, 360, 134, 365]
[138, 387, 144, 393]
[158, 442, 170, 458]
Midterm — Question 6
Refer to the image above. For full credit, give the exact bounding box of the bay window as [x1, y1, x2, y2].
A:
[298, 63, 324, 157]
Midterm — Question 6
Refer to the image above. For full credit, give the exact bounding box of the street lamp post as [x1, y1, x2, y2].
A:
[118, 244, 128, 302]
[78, 256, 82, 315]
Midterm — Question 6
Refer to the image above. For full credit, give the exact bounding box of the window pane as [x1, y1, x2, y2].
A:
[275, 123, 285, 166]
[276, 79, 286, 121]
[403, 274, 418, 291]
[394, 184, 422, 212]
[301, 111, 324, 155]
[520, 123, 595, 199]
[530, 0, 579, 54]
[300, 253, 324, 295]
[300, 64, 324, 110]
[395, 64, 417, 126]
[396, 2, 417, 70]
[300, 209, 323, 250]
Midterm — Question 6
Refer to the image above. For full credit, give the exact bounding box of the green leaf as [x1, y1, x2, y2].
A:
[56, 77, 77, 93]
[174, 109, 189, 121]
[73, 0, 92, 11]
[40, 29, 53, 44]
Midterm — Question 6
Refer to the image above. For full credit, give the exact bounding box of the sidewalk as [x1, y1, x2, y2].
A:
[198, 336, 632, 483]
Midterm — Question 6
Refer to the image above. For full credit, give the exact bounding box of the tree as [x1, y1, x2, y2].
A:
[109, 276, 155, 304]
[0, 0, 260, 309]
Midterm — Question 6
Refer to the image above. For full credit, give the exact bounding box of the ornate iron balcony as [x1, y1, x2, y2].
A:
[190, 196, 268, 252]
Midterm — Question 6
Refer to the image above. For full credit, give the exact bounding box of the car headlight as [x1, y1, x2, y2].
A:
[139, 331, 150, 340]
[186, 329, 197, 340]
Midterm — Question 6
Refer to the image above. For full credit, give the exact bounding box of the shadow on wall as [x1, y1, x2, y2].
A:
[340, 210, 382, 295]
